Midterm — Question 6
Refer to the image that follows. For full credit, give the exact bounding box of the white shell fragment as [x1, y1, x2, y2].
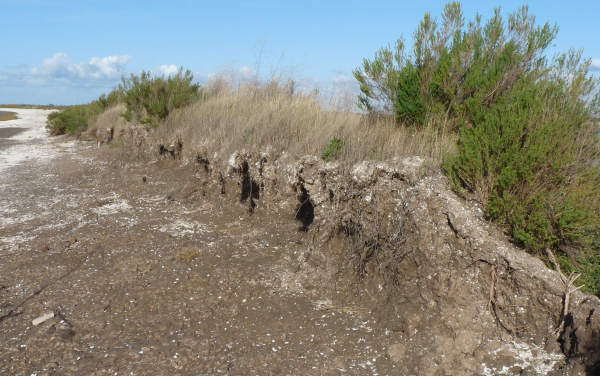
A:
[32, 313, 54, 326]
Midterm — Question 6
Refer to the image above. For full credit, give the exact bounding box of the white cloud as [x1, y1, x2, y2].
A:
[88, 55, 132, 78]
[332, 74, 352, 83]
[31, 52, 132, 80]
[239, 65, 256, 79]
[590, 59, 600, 72]
[152, 64, 179, 77]
[0, 52, 134, 104]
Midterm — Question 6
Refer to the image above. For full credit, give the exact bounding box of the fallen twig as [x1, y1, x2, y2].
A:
[0, 252, 18, 258]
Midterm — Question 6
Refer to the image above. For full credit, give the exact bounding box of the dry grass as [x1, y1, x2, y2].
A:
[151, 77, 456, 165]
[177, 247, 200, 262]
[89, 104, 129, 140]
[88, 75, 456, 168]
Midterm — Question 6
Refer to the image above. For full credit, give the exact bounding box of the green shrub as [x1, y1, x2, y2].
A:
[444, 62, 600, 251]
[46, 89, 121, 135]
[322, 138, 345, 162]
[355, 3, 559, 126]
[356, 2, 600, 294]
[353, 38, 406, 113]
[119, 68, 201, 127]
[395, 62, 424, 124]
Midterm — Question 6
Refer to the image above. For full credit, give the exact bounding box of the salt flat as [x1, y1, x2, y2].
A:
[0, 108, 56, 140]
[0, 108, 69, 174]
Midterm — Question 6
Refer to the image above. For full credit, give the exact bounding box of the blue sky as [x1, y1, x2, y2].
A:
[1, 0, 599, 105]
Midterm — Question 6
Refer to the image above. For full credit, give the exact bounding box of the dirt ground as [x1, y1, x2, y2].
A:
[0, 128, 27, 153]
[2, 120, 600, 375]
[0, 138, 399, 375]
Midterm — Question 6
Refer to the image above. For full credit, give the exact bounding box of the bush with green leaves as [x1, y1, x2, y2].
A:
[46, 89, 121, 135]
[356, 2, 600, 294]
[322, 138, 345, 162]
[119, 68, 201, 127]
[354, 3, 562, 125]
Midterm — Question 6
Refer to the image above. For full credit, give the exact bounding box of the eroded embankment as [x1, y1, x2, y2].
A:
[91, 123, 600, 375]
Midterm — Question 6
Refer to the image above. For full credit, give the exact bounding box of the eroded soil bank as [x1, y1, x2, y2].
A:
[2, 140, 421, 375]
[1, 118, 600, 375]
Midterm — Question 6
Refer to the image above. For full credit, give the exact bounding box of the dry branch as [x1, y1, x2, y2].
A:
[546, 248, 585, 339]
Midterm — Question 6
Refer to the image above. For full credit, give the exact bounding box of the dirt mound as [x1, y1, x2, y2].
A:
[188, 137, 600, 374]
[283, 155, 600, 374]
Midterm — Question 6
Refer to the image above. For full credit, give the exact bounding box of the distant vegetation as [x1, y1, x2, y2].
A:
[45, 3, 600, 294]
[1, 104, 65, 110]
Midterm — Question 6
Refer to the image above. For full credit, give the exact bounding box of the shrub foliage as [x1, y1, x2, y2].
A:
[46, 68, 202, 134]
[46, 90, 121, 135]
[355, 2, 600, 293]
[322, 137, 345, 162]
[119, 68, 201, 127]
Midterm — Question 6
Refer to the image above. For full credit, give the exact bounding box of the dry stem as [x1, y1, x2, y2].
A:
[546, 248, 585, 339]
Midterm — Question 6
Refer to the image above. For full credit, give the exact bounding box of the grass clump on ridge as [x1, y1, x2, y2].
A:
[322, 138, 345, 162]
[355, 2, 600, 294]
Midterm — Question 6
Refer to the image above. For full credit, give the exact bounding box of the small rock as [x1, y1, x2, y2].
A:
[10, 244, 20, 251]
[182, 339, 197, 348]
[387, 343, 406, 362]
[32, 312, 54, 326]
[454, 330, 479, 354]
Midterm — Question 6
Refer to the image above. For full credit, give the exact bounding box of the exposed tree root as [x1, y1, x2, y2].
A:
[488, 264, 530, 336]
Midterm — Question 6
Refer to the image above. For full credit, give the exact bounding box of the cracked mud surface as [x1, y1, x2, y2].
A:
[0, 139, 394, 375]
